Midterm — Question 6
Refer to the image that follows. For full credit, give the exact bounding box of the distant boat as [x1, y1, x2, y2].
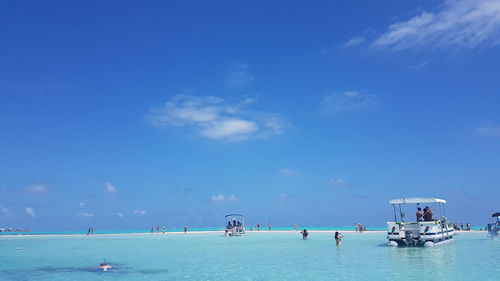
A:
[487, 212, 500, 238]
[387, 198, 455, 247]
[224, 214, 245, 236]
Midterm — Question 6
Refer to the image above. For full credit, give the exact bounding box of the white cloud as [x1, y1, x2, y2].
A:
[117, 212, 124, 218]
[211, 194, 237, 202]
[211, 194, 225, 201]
[226, 62, 254, 86]
[372, 0, 500, 50]
[133, 209, 147, 215]
[79, 201, 85, 207]
[329, 178, 354, 187]
[78, 212, 94, 217]
[105, 182, 117, 193]
[344, 36, 366, 47]
[25, 207, 36, 218]
[0, 205, 13, 217]
[279, 169, 301, 176]
[148, 95, 287, 141]
[476, 126, 500, 138]
[199, 119, 258, 140]
[320, 91, 378, 114]
[26, 184, 48, 193]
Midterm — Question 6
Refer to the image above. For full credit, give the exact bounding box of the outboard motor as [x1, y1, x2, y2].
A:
[405, 230, 415, 246]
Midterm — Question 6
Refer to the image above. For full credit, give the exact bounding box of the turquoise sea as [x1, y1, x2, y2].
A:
[0, 226, 386, 236]
[0, 231, 498, 281]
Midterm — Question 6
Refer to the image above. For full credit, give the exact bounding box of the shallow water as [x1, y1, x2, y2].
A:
[0, 231, 498, 281]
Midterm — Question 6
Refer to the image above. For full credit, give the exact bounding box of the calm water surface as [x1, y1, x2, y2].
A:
[0, 231, 497, 280]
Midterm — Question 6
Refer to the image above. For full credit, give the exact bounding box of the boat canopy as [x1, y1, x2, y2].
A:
[492, 212, 500, 218]
[389, 198, 446, 204]
[225, 214, 244, 218]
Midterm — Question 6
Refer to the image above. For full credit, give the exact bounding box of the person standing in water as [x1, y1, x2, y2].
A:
[257, 223, 260, 231]
[335, 231, 344, 246]
[184, 226, 188, 234]
[268, 222, 272, 231]
[300, 229, 309, 240]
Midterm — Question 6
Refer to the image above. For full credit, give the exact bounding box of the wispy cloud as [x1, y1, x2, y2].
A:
[0, 205, 13, 217]
[105, 182, 117, 193]
[408, 61, 430, 70]
[78, 212, 94, 217]
[344, 35, 366, 47]
[133, 209, 147, 215]
[117, 212, 124, 218]
[26, 184, 48, 193]
[148, 95, 288, 141]
[279, 169, 301, 176]
[372, 0, 500, 50]
[329, 178, 353, 187]
[226, 62, 254, 86]
[211, 194, 237, 202]
[25, 207, 36, 218]
[277, 193, 294, 200]
[320, 91, 378, 114]
[476, 125, 500, 138]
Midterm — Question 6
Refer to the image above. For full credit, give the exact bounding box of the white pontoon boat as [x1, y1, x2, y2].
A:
[487, 212, 500, 238]
[387, 198, 455, 247]
[225, 214, 245, 236]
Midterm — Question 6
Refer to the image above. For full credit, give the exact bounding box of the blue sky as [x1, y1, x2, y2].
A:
[1, 0, 500, 231]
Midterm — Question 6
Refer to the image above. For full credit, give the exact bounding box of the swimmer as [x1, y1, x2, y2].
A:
[334, 231, 344, 246]
[300, 229, 309, 240]
[99, 260, 112, 272]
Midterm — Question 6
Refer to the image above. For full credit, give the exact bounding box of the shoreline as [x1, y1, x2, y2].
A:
[0, 229, 487, 238]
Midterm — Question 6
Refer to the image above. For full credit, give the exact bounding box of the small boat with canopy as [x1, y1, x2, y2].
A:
[487, 212, 500, 238]
[224, 214, 245, 236]
[387, 198, 455, 247]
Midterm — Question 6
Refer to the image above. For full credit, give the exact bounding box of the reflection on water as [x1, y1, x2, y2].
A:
[387, 244, 456, 280]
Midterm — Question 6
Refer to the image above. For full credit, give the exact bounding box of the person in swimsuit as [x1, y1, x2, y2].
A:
[335, 231, 344, 246]
[99, 260, 112, 272]
[301, 229, 309, 240]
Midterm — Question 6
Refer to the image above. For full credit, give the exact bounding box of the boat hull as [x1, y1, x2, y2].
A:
[487, 223, 499, 238]
[387, 221, 455, 247]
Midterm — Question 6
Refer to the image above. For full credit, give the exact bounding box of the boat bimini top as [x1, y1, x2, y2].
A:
[225, 213, 244, 218]
[389, 198, 447, 223]
[389, 198, 446, 204]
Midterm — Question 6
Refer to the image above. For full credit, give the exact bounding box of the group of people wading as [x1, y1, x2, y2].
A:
[300, 229, 344, 245]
